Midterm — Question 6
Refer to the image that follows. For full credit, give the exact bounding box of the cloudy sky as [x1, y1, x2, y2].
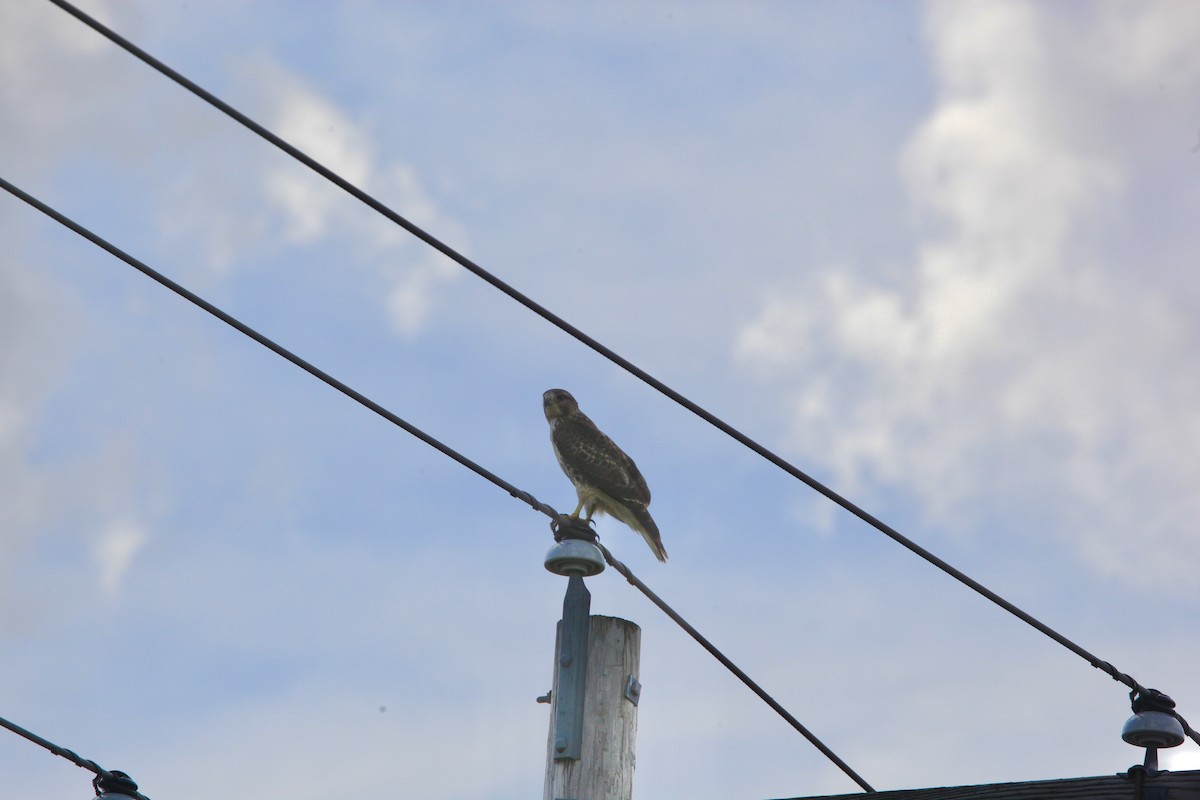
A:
[3, 1, 1200, 798]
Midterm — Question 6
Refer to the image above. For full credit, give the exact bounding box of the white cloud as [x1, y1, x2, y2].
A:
[735, 0, 1200, 588]
[5, 12, 468, 340]
[0, 3, 158, 627]
[0, 2, 124, 181]
[250, 60, 465, 337]
[261, 70, 372, 245]
[0, 229, 74, 629]
[94, 519, 150, 598]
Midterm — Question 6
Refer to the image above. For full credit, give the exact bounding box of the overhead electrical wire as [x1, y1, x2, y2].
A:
[0, 178, 550, 520]
[0, 712, 151, 800]
[595, 540, 875, 792]
[0, 176, 870, 792]
[40, 0, 1200, 748]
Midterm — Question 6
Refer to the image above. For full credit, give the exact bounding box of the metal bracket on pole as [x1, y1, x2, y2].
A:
[623, 674, 642, 707]
[552, 575, 591, 762]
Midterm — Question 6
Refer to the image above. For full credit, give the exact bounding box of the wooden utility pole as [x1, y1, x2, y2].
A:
[543, 576, 641, 800]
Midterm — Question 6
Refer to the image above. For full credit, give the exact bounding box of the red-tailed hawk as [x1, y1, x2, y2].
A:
[543, 388, 667, 562]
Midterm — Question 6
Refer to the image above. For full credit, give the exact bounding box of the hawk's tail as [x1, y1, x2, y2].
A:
[630, 506, 668, 562]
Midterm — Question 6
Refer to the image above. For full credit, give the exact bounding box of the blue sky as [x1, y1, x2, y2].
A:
[3, 2, 1200, 799]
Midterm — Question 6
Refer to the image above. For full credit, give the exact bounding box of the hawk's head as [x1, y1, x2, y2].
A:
[543, 388, 579, 421]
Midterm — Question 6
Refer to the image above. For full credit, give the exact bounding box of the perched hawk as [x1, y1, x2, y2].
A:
[543, 388, 667, 562]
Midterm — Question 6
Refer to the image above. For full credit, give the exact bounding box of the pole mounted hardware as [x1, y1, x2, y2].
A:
[545, 517, 605, 578]
[624, 675, 642, 707]
[552, 575, 591, 762]
[1123, 689, 1185, 775]
[93, 770, 144, 800]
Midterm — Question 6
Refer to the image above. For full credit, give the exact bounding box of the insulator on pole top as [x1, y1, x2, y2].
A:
[544, 516, 605, 577]
[93, 770, 142, 800]
[1122, 689, 1185, 774]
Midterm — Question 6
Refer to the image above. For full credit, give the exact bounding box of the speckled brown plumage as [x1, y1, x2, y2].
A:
[543, 388, 667, 562]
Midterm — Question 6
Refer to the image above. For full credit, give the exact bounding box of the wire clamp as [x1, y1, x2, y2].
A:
[551, 515, 597, 543]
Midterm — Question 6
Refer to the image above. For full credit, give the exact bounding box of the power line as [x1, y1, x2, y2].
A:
[0, 713, 150, 800]
[594, 539, 875, 792]
[0, 176, 870, 790]
[0, 176, 552, 522]
[38, 0, 1200, 748]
